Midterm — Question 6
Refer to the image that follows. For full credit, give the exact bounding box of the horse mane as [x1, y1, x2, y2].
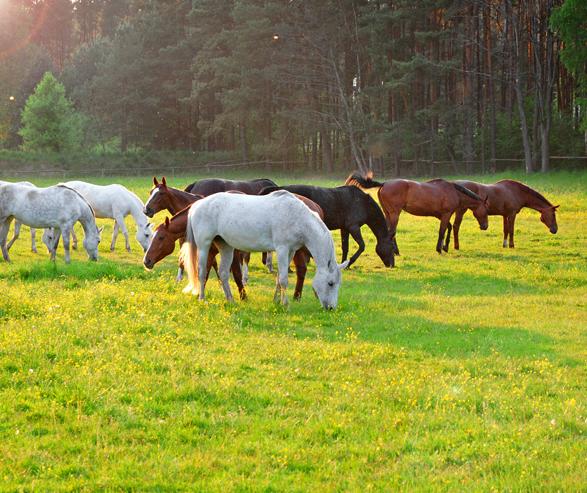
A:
[56, 184, 96, 217]
[452, 183, 482, 201]
[344, 171, 385, 189]
[498, 180, 552, 206]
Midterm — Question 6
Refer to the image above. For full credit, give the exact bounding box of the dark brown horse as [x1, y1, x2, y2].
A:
[143, 207, 247, 300]
[184, 177, 277, 195]
[346, 173, 489, 254]
[453, 179, 559, 249]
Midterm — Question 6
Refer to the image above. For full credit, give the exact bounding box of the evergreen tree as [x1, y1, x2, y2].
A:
[19, 72, 83, 152]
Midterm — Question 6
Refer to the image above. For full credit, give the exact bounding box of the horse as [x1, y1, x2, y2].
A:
[64, 181, 153, 252]
[345, 173, 489, 254]
[145, 177, 325, 299]
[0, 180, 38, 253]
[184, 177, 277, 196]
[0, 183, 101, 263]
[181, 191, 347, 308]
[259, 184, 395, 268]
[452, 179, 559, 249]
[145, 176, 273, 281]
[143, 208, 248, 300]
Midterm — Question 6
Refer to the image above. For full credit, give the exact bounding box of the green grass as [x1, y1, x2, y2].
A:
[0, 170, 585, 491]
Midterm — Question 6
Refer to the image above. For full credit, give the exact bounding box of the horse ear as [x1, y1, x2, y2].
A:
[162, 176, 167, 188]
[553, 205, 560, 210]
[153, 176, 159, 186]
[98, 226, 104, 233]
[164, 217, 170, 228]
[338, 260, 349, 271]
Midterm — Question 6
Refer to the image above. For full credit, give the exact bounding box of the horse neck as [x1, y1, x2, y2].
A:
[458, 193, 481, 209]
[301, 215, 335, 271]
[518, 186, 551, 211]
[168, 212, 188, 237]
[166, 189, 196, 214]
[78, 206, 96, 236]
[364, 199, 389, 243]
[128, 197, 149, 227]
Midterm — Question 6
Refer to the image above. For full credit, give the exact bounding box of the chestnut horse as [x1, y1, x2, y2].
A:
[453, 179, 558, 249]
[143, 207, 248, 300]
[346, 173, 489, 254]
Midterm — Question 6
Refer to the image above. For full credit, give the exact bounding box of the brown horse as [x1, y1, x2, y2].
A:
[453, 179, 559, 249]
[346, 173, 489, 254]
[143, 207, 248, 300]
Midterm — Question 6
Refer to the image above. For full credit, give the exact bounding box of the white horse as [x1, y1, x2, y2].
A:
[181, 190, 348, 309]
[64, 181, 153, 252]
[0, 183, 101, 263]
[0, 180, 39, 253]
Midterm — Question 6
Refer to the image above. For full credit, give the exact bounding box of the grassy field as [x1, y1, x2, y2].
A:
[0, 170, 585, 491]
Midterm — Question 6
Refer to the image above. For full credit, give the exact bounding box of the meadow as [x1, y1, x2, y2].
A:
[0, 170, 585, 491]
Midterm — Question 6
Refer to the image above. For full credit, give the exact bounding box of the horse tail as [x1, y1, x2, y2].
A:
[180, 214, 199, 294]
[258, 185, 282, 195]
[453, 183, 482, 201]
[344, 171, 385, 189]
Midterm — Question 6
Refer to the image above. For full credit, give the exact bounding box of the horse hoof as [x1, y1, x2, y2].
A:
[442, 246, 449, 253]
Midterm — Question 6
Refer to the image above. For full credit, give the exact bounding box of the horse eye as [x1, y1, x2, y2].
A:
[328, 281, 334, 287]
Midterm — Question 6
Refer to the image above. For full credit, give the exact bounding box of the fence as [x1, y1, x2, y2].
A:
[0, 156, 585, 179]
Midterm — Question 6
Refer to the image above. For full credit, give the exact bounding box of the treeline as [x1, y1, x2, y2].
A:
[0, 0, 585, 174]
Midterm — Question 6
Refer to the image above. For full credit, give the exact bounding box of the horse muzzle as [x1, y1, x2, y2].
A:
[480, 224, 489, 231]
[143, 258, 154, 270]
[144, 207, 154, 218]
[550, 225, 558, 234]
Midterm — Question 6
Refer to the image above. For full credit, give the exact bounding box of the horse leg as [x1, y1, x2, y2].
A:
[30, 228, 38, 253]
[197, 241, 212, 301]
[231, 251, 247, 300]
[206, 244, 219, 281]
[0, 218, 12, 261]
[71, 229, 78, 250]
[216, 242, 235, 302]
[114, 215, 131, 252]
[508, 213, 517, 248]
[49, 228, 61, 261]
[264, 251, 274, 273]
[346, 227, 365, 268]
[6, 221, 20, 251]
[293, 249, 307, 300]
[436, 216, 450, 254]
[62, 226, 72, 264]
[241, 252, 250, 285]
[274, 247, 291, 306]
[110, 221, 119, 251]
[443, 222, 453, 252]
[340, 229, 350, 263]
[502, 216, 509, 248]
[176, 237, 185, 281]
[453, 210, 465, 250]
[386, 211, 401, 256]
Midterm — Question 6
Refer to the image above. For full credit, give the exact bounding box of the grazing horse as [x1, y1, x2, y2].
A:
[145, 177, 325, 299]
[184, 177, 277, 196]
[145, 176, 272, 281]
[0, 184, 101, 263]
[0, 180, 38, 253]
[144, 208, 248, 300]
[259, 184, 395, 268]
[181, 191, 347, 308]
[346, 173, 489, 254]
[64, 181, 153, 252]
[453, 179, 559, 249]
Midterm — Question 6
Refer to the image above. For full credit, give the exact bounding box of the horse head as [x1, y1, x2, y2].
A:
[540, 205, 559, 234]
[136, 221, 154, 252]
[83, 225, 103, 261]
[144, 176, 169, 217]
[376, 236, 395, 268]
[143, 217, 176, 270]
[472, 196, 490, 231]
[312, 258, 348, 310]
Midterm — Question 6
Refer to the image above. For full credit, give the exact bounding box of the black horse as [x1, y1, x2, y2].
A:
[260, 184, 394, 268]
[184, 178, 277, 195]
